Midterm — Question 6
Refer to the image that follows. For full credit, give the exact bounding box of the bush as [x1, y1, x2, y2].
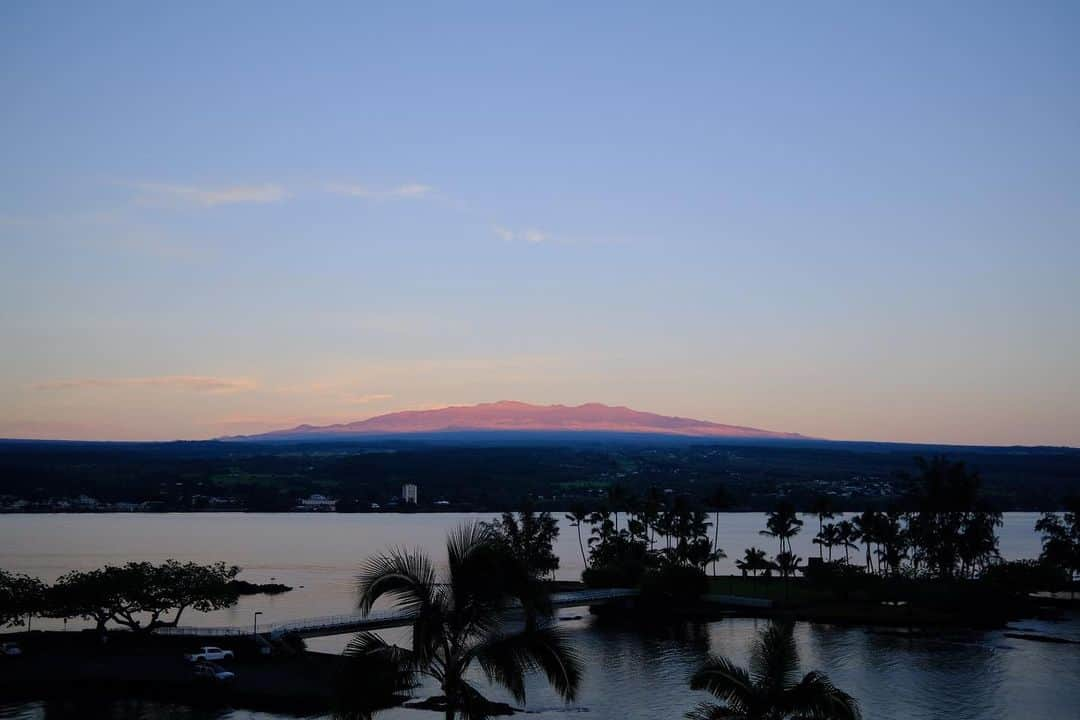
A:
[640, 564, 707, 606]
[981, 559, 1069, 595]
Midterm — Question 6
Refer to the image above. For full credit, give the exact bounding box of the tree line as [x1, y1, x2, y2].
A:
[0, 560, 240, 634]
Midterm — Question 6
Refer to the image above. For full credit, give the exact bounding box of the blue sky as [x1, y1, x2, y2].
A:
[2, 1, 1078, 444]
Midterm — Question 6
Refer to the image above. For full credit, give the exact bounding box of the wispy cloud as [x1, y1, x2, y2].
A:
[343, 393, 394, 405]
[34, 375, 257, 394]
[134, 182, 286, 207]
[492, 225, 549, 243]
[326, 183, 433, 200]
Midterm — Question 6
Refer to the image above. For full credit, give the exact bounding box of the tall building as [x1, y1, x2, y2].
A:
[402, 483, 418, 504]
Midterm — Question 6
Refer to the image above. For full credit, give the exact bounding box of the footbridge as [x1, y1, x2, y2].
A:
[157, 588, 638, 640]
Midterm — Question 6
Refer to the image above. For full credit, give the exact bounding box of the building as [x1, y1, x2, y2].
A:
[298, 494, 337, 512]
[402, 484, 418, 504]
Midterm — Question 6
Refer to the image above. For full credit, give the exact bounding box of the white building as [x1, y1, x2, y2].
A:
[402, 484, 418, 504]
[298, 494, 337, 511]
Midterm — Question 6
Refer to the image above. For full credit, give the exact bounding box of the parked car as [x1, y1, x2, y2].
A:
[192, 661, 235, 683]
[1, 642, 22, 658]
[184, 646, 234, 662]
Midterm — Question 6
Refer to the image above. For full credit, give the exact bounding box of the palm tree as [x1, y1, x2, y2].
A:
[707, 485, 733, 575]
[686, 621, 861, 720]
[760, 502, 804, 555]
[813, 523, 838, 563]
[564, 505, 590, 568]
[736, 547, 770, 577]
[809, 496, 835, 560]
[342, 523, 582, 720]
[835, 520, 858, 564]
[851, 511, 879, 573]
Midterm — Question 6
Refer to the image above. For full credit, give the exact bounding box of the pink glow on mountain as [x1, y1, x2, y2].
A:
[245, 401, 807, 439]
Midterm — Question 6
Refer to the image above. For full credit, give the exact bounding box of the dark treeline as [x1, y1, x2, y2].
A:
[2, 438, 1078, 512]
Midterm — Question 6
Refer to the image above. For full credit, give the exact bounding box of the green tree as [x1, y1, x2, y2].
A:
[0, 570, 46, 628]
[50, 560, 240, 634]
[486, 503, 560, 578]
[1036, 497, 1080, 596]
[686, 621, 861, 720]
[347, 523, 582, 720]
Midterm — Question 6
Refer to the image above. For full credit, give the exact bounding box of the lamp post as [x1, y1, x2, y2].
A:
[253, 611, 263, 635]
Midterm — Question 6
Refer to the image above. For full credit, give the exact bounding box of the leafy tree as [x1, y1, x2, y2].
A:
[905, 456, 1002, 579]
[486, 503, 560, 578]
[50, 560, 240, 633]
[347, 523, 581, 720]
[0, 570, 46, 628]
[1036, 496, 1080, 595]
[687, 621, 861, 720]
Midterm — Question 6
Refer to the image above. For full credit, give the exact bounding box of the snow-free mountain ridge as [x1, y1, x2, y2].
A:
[229, 401, 808, 440]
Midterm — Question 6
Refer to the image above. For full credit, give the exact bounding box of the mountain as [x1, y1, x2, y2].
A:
[228, 401, 809, 441]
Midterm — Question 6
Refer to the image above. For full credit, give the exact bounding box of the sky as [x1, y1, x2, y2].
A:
[1, 2, 1078, 445]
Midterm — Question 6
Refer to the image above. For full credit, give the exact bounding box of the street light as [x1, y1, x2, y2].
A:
[253, 611, 263, 635]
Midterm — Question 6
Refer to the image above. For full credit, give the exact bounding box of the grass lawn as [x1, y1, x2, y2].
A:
[706, 575, 832, 605]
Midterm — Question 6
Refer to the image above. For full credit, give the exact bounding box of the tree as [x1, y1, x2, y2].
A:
[775, 552, 803, 579]
[564, 504, 591, 568]
[348, 523, 582, 720]
[1036, 496, 1080, 596]
[851, 511, 880, 573]
[760, 502, 803, 555]
[905, 456, 1002, 579]
[835, 521, 858, 564]
[736, 547, 770, 577]
[50, 560, 240, 634]
[686, 621, 861, 720]
[707, 485, 733, 575]
[0, 570, 46, 628]
[813, 523, 839, 563]
[486, 504, 560, 578]
[809, 495, 835, 560]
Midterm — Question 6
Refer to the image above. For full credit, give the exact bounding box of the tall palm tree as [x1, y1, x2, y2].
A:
[809, 496, 835, 560]
[686, 621, 861, 720]
[564, 505, 590, 568]
[760, 502, 803, 555]
[707, 485, 733, 574]
[835, 520, 858, 564]
[342, 523, 582, 720]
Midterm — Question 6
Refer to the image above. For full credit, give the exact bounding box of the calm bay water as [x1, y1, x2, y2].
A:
[1, 512, 1078, 719]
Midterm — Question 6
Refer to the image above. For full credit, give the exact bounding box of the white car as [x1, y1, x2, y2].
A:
[184, 646, 234, 662]
[1, 642, 21, 657]
[193, 661, 235, 683]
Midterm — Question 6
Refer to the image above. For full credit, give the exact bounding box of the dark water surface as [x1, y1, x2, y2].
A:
[1, 512, 1078, 719]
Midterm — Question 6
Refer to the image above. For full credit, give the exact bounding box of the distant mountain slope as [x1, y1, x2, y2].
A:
[228, 401, 809, 440]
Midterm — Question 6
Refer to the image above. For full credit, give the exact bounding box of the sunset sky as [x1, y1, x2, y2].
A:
[2, 2, 1078, 445]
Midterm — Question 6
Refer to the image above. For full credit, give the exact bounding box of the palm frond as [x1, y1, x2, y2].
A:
[684, 701, 747, 720]
[334, 632, 418, 720]
[467, 627, 582, 704]
[783, 671, 862, 720]
[688, 654, 754, 712]
[356, 546, 439, 616]
[750, 621, 800, 690]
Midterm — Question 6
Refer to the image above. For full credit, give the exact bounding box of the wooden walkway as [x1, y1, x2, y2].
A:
[157, 588, 638, 639]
